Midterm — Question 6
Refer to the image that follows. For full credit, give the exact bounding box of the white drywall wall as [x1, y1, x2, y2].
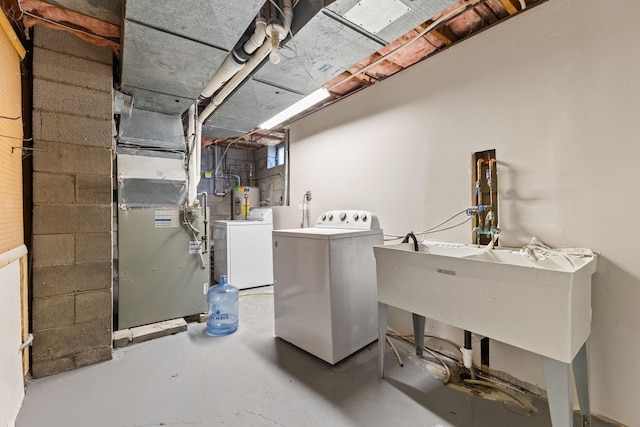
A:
[0, 258, 25, 427]
[278, 0, 640, 424]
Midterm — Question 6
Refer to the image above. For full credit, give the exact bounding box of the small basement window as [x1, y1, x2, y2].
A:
[267, 143, 285, 169]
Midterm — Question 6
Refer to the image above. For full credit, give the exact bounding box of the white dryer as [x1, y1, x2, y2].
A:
[272, 210, 383, 364]
[213, 208, 273, 289]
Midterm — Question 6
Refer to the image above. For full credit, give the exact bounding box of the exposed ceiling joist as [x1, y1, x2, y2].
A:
[7, 0, 548, 149]
[449, 9, 483, 37]
[430, 27, 456, 45]
[472, 3, 500, 25]
[498, 0, 519, 15]
[18, 0, 120, 49]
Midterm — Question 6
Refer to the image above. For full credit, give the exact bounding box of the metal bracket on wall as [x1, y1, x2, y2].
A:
[11, 146, 47, 160]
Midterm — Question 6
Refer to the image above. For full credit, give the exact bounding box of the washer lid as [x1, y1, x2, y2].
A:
[273, 227, 382, 240]
[247, 208, 273, 223]
[214, 219, 271, 227]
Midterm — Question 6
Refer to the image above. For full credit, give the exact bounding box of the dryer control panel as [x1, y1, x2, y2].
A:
[315, 210, 380, 230]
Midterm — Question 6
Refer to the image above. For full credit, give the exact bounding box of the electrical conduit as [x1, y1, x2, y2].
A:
[187, 104, 199, 204]
[199, 191, 209, 257]
[194, 117, 202, 200]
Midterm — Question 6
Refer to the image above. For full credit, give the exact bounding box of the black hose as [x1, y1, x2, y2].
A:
[464, 330, 472, 350]
[401, 232, 418, 252]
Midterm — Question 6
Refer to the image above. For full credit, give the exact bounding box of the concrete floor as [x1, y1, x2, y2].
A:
[17, 288, 612, 427]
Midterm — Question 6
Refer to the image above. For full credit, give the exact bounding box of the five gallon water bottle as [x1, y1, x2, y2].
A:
[206, 275, 239, 336]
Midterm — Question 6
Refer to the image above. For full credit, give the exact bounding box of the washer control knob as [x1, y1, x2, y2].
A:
[353, 213, 359, 221]
[328, 213, 333, 221]
[361, 214, 368, 222]
[321, 214, 327, 221]
[339, 212, 346, 221]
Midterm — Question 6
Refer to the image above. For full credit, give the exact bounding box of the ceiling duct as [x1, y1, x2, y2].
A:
[119, 0, 265, 115]
[201, 0, 458, 139]
[118, 108, 185, 151]
[118, 0, 458, 139]
[32, 0, 543, 145]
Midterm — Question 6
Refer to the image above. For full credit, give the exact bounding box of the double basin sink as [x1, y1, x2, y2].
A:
[374, 241, 597, 363]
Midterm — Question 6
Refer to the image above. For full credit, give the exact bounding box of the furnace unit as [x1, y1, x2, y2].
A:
[116, 109, 209, 329]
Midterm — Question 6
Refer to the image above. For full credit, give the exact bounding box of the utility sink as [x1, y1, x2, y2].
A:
[374, 241, 598, 363]
[375, 241, 598, 426]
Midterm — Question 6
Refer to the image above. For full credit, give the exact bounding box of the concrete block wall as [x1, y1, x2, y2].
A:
[226, 149, 255, 188]
[198, 146, 257, 221]
[31, 26, 114, 377]
[199, 145, 286, 212]
[255, 146, 285, 207]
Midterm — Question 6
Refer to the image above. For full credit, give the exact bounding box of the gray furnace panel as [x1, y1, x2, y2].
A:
[118, 207, 209, 329]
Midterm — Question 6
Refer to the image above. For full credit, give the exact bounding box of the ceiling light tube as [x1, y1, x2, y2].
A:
[259, 88, 330, 130]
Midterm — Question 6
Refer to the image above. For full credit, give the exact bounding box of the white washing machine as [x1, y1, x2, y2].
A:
[272, 210, 383, 364]
[213, 208, 273, 289]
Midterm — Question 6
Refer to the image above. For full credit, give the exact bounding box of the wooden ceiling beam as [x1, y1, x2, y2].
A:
[472, 6, 485, 23]
[498, 0, 519, 15]
[421, 21, 456, 45]
[421, 8, 464, 45]
[430, 28, 453, 45]
[481, 2, 502, 21]
[347, 74, 374, 86]
[471, 4, 499, 26]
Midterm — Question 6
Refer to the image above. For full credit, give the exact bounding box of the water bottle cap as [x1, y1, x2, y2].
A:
[219, 275, 227, 285]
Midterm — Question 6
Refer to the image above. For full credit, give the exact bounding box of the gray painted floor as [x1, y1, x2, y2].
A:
[17, 288, 612, 427]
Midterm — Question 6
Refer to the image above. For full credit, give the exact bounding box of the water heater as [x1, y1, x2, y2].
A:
[232, 186, 260, 218]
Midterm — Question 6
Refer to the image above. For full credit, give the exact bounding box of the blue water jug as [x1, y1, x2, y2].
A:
[206, 275, 239, 336]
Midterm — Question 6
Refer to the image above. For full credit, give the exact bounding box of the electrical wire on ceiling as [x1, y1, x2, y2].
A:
[267, 0, 324, 88]
[249, 0, 488, 134]
[252, 128, 285, 145]
[211, 124, 285, 177]
[223, 0, 515, 140]
[278, 43, 298, 60]
[16, 0, 119, 45]
[326, 0, 483, 93]
[0, 114, 21, 120]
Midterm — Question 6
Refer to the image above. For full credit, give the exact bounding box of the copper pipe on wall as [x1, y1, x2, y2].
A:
[476, 158, 485, 206]
[488, 158, 497, 228]
[474, 157, 486, 242]
[476, 158, 485, 183]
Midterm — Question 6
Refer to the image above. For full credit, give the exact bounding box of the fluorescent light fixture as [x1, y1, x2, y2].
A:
[259, 88, 330, 130]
